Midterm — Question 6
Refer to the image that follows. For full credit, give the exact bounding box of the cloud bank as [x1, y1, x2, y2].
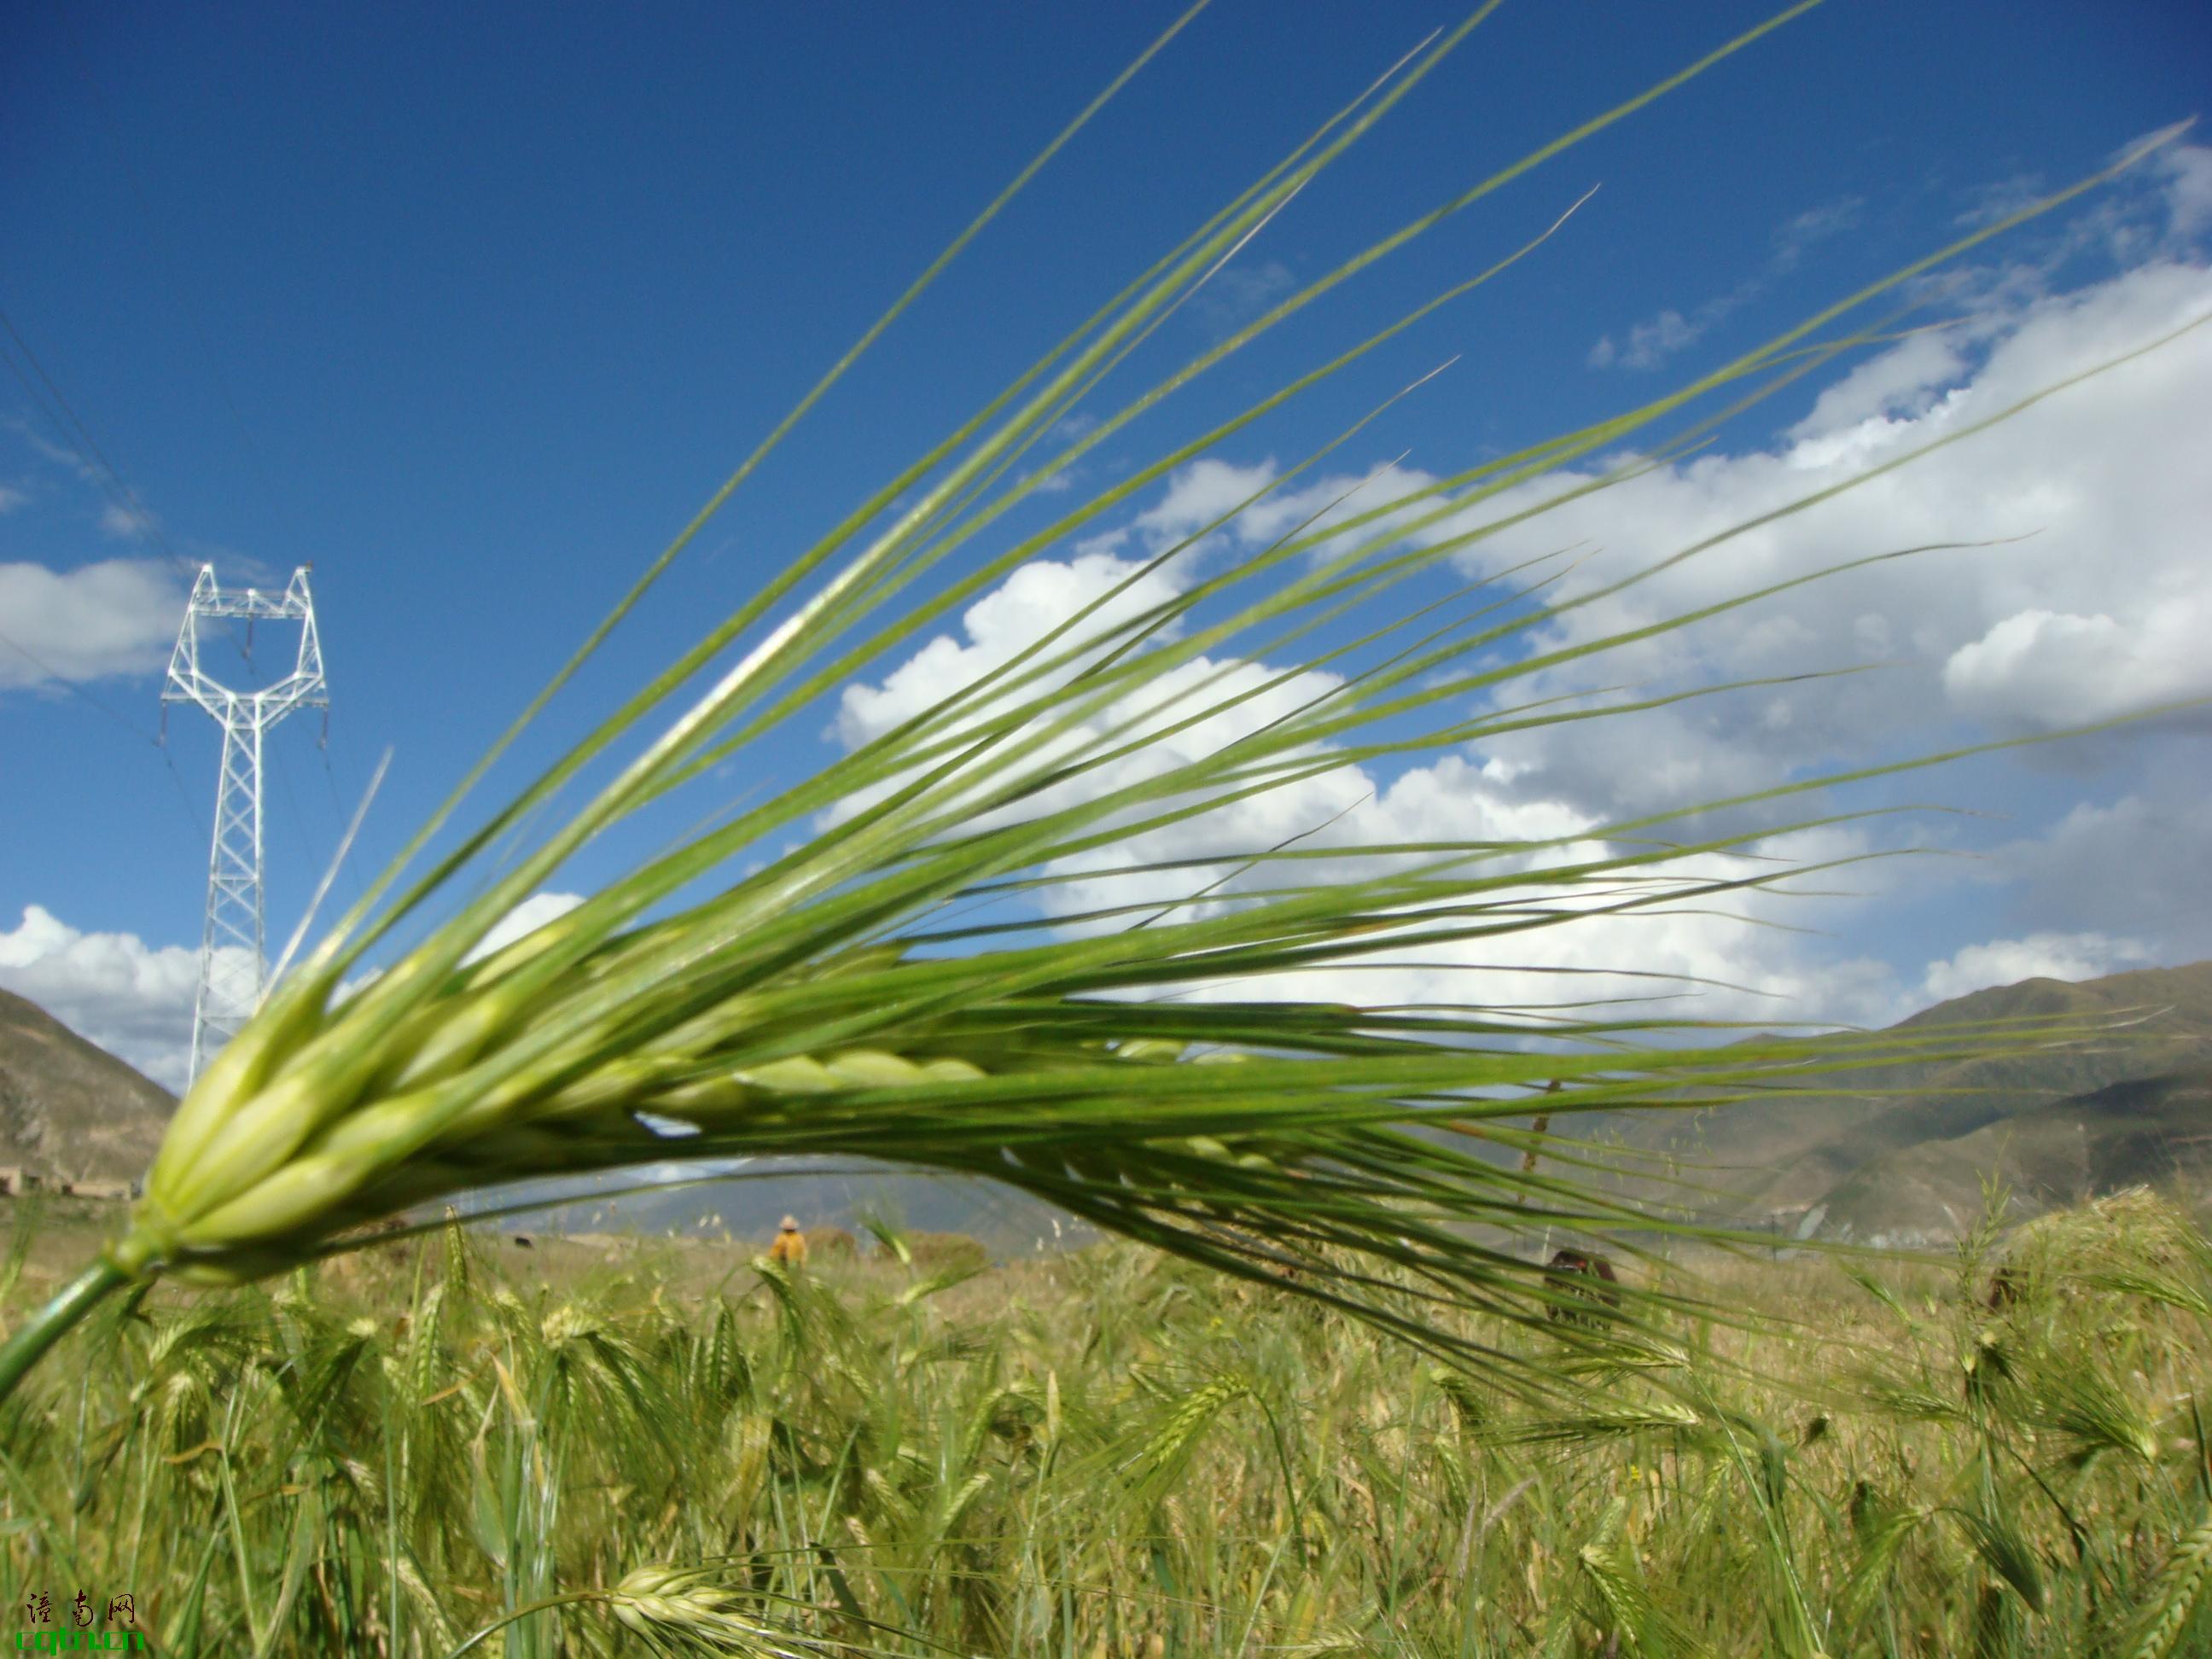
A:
[10, 158, 2207, 1076]
[0, 905, 212, 1091]
[831, 170, 2212, 1025]
[0, 559, 185, 690]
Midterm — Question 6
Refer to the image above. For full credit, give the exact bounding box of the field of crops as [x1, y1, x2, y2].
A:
[3, 1190, 2209, 1657]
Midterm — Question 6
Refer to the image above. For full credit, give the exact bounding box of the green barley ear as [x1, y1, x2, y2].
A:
[2120, 1506, 2212, 1659]
[1953, 1505, 2048, 1615]
[0, 7, 2192, 1407]
[443, 1561, 868, 1658]
[2029, 1355, 2162, 1469]
[1120, 1370, 1254, 1505]
[1428, 1363, 1492, 1438]
[1575, 1498, 1707, 1658]
[1838, 1503, 1930, 1633]
[601, 1563, 915, 1658]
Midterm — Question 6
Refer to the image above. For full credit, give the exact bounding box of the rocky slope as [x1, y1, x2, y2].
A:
[0, 987, 173, 1186]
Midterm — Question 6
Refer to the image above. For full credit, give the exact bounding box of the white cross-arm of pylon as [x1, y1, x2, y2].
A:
[162, 564, 329, 1086]
[162, 564, 327, 722]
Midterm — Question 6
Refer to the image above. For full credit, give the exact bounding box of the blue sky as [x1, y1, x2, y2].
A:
[3, 0, 2209, 1089]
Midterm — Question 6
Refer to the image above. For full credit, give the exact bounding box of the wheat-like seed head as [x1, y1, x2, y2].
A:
[2123, 1510, 2212, 1659]
[608, 1564, 844, 1657]
[0, 5, 2185, 1419]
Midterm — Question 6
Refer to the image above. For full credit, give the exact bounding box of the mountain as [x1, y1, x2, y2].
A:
[1810, 1069, 2212, 1244]
[1590, 961, 2212, 1241]
[0, 988, 174, 1186]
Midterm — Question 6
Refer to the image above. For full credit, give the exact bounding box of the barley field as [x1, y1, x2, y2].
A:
[3, 1190, 2209, 1657]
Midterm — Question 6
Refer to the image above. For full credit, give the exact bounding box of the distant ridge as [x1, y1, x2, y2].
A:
[1813, 1068, 2212, 1244]
[1597, 960, 2212, 1242]
[0, 988, 173, 1186]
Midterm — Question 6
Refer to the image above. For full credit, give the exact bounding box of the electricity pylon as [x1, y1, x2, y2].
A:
[162, 565, 328, 1086]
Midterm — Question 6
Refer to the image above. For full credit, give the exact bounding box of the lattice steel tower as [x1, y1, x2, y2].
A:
[162, 565, 328, 1086]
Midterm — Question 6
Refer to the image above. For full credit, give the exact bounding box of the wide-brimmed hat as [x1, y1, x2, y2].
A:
[778, 1215, 800, 1231]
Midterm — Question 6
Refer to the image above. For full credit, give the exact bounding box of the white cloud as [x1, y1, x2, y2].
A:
[829, 210, 2212, 1029]
[1920, 931, 2152, 1004]
[0, 559, 185, 690]
[1053, 245, 2209, 835]
[1587, 195, 1866, 373]
[97, 503, 159, 540]
[1130, 457, 1281, 548]
[1192, 259, 1295, 334]
[1979, 789, 2212, 963]
[1124, 779, 1916, 1032]
[1435, 254, 2212, 818]
[1088, 454, 1452, 574]
[1785, 330, 1970, 439]
[833, 532, 1920, 1029]
[0, 887, 596, 1091]
[0, 905, 215, 1091]
[1775, 197, 1866, 257]
[834, 550, 1192, 757]
[1588, 307, 1698, 371]
[0, 486, 26, 515]
[1923, 133, 2210, 314]
[1941, 605, 2209, 729]
[2156, 143, 2212, 242]
[465, 891, 587, 963]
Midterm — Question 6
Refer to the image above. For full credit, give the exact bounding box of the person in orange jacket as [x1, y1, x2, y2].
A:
[767, 1215, 808, 1267]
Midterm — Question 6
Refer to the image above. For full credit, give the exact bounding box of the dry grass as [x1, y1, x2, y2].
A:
[4, 1190, 2211, 1655]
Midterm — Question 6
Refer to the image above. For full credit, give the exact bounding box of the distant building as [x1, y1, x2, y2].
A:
[0, 1167, 135, 1201]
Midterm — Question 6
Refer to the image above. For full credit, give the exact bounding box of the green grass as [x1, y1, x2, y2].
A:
[5, 1191, 2211, 1656]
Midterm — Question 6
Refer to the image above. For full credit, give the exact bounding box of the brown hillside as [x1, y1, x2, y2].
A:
[0, 988, 173, 1186]
[1600, 960, 2212, 1229]
[1813, 1068, 2212, 1244]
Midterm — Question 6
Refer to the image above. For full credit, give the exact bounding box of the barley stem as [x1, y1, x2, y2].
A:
[0, 1259, 127, 1404]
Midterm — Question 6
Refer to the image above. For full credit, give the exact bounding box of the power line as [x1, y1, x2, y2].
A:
[0, 249, 359, 955]
[0, 631, 148, 738]
[270, 721, 323, 903]
[159, 745, 207, 846]
[0, 300, 358, 946]
[49, 0, 295, 534]
[0, 251, 362, 946]
[0, 305, 186, 573]
[0, 629, 207, 848]
[0, 300, 254, 675]
[320, 742, 369, 910]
